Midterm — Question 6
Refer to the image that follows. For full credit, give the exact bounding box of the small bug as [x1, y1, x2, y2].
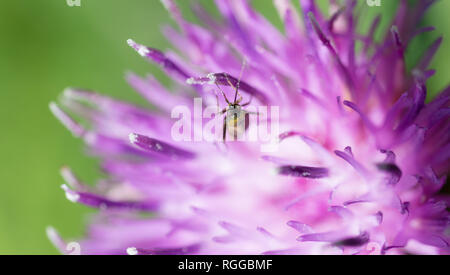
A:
[215, 61, 257, 142]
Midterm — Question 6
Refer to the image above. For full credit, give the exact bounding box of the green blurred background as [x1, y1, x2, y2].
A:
[0, 0, 448, 254]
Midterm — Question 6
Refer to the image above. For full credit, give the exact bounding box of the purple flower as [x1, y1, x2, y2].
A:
[48, 0, 449, 255]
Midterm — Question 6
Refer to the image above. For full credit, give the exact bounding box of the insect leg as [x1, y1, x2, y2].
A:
[224, 73, 243, 105]
[241, 95, 253, 106]
[222, 115, 227, 142]
[215, 83, 231, 105]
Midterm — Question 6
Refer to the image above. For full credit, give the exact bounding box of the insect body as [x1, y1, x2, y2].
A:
[224, 102, 250, 141]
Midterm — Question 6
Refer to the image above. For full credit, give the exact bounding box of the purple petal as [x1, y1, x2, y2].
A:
[61, 184, 157, 211]
[187, 73, 269, 105]
[417, 37, 443, 72]
[376, 162, 403, 185]
[287, 221, 313, 234]
[333, 232, 370, 247]
[127, 39, 189, 81]
[334, 148, 369, 177]
[127, 243, 201, 255]
[129, 133, 196, 160]
[277, 165, 329, 179]
[329, 206, 354, 220]
[49, 102, 85, 138]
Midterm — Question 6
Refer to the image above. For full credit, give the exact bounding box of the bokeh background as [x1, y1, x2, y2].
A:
[0, 0, 448, 254]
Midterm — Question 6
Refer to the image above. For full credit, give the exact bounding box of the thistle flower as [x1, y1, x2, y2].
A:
[48, 0, 449, 255]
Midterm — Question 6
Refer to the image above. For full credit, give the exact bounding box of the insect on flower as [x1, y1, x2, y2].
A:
[48, 0, 450, 255]
[214, 60, 258, 142]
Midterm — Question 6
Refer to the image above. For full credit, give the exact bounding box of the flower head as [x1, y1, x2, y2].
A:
[48, 0, 449, 255]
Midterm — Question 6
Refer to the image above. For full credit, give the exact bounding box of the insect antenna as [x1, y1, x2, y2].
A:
[223, 59, 247, 104]
[234, 59, 247, 103]
[215, 83, 230, 104]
